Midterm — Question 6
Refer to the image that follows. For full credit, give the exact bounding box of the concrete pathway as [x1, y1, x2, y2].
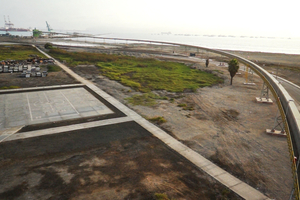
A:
[34, 46, 270, 200]
[5, 116, 132, 142]
[0, 126, 24, 143]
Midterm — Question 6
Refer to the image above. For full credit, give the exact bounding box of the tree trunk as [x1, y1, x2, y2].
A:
[230, 77, 233, 85]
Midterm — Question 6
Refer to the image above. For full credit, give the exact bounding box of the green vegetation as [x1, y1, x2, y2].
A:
[48, 49, 223, 92]
[213, 69, 224, 74]
[154, 193, 171, 200]
[47, 64, 61, 72]
[147, 116, 167, 125]
[0, 86, 20, 90]
[222, 188, 231, 199]
[177, 103, 194, 111]
[0, 45, 46, 60]
[33, 28, 42, 38]
[44, 43, 53, 49]
[126, 92, 167, 106]
[228, 59, 239, 85]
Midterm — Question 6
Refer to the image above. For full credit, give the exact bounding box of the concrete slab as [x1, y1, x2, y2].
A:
[243, 82, 256, 85]
[214, 172, 242, 188]
[231, 182, 270, 200]
[0, 126, 24, 143]
[266, 129, 287, 137]
[0, 87, 113, 130]
[256, 97, 273, 104]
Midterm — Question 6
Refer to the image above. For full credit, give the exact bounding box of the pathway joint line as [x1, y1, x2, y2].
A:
[59, 91, 80, 114]
[214, 171, 227, 177]
[26, 94, 33, 121]
[228, 182, 243, 189]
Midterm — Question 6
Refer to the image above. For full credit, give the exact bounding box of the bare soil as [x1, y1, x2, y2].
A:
[218, 50, 300, 86]
[70, 45, 296, 199]
[0, 68, 79, 89]
[0, 122, 240, 200]
[1, 41, 298, 199]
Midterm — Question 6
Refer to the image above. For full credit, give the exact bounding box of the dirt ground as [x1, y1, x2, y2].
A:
[217, 50, 300, 86]
[0, 67, 79, 89]
[0, 41, 298, 199]
[70, 45, 297, 199]
[0, 122, 240, 200]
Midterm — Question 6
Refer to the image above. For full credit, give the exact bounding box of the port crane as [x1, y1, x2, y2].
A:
[4, 15, 14, 29]
[46, 21, 53, 32]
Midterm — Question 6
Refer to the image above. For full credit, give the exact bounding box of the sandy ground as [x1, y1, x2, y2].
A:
[217, 50, 300, 86]
[71, 45, 297, 199]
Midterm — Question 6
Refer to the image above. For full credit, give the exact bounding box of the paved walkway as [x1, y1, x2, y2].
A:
[34, 46, 270, 200]
[5, 116, 132, 142]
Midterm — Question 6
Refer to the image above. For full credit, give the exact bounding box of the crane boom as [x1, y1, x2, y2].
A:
[46, 21, 53, 32]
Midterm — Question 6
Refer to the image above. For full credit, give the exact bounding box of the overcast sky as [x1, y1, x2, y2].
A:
[1, 0, 299, 37]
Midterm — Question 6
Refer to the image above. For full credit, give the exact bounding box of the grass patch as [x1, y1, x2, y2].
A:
[154, 193, 171, 200]
[48, 48, 223, 92]
[147, 116, 167, 125]
[0, 86, 20, 90]
[0, 45, 46, 60]
[178, 103, 194, 111]
[126, 92, 166, 106]
[213, 69, 224, 74]
[183, 106, 195, 111]
[47, 64, 61, 72]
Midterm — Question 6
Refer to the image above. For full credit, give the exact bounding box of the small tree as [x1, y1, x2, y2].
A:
[44, 43, 53, 49]
[228, 59, 239, 85]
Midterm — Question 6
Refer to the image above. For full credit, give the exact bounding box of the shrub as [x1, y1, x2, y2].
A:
[44, 43, 53, 49]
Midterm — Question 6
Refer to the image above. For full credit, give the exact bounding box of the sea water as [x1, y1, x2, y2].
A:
[0, 31, 32, 37]
[92, 32, 300, 55]
[2, 30, 300, 55]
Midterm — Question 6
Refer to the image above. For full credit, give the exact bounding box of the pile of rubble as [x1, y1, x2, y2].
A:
[0, 58, 55, 78]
